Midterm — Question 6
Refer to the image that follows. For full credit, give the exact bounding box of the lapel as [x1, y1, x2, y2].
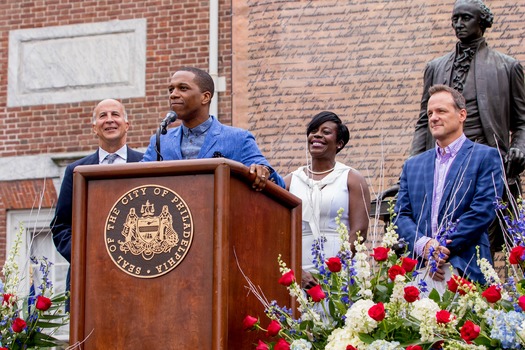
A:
[170, 127, 184, 160]
[423, 150, 435, 215]
[125, 146, 142, 162]
[473, 41, 490, 114]
[198, 116, 219, 158]
[438, 139, 473, 215]
[85, 151, 100, 165]
[441, 51, 455, 85]
[125, 146, 132, 163]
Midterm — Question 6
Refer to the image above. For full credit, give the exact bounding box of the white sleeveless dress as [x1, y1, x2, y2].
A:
[289, 162, 351, 271]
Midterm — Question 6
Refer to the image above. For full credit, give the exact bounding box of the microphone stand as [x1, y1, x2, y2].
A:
[155, 111, 177, 161]
[155, 126, 163, 161]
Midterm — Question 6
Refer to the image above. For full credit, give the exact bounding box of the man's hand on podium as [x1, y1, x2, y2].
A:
[249, 164, 271, 191]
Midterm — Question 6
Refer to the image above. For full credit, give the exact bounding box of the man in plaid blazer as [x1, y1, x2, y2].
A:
[395, 85, 503, 284]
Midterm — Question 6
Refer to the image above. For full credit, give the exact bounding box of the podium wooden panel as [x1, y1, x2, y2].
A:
[70, 159, 301, 349]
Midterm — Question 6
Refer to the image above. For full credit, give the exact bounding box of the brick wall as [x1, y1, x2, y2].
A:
[0, 0, 232, 156]
[0, 0, 232, 262]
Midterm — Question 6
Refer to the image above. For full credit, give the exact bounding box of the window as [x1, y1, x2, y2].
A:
[6, 209, 69, 342]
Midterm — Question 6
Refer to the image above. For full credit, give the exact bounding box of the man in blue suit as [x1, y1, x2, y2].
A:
[51, 99, 143, 308]
[410, 0, 525, 254]
[395, 85, 503, 284]
[142, 67, 285, 190]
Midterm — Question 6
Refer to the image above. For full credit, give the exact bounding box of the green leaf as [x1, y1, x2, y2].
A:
[474, 336, 493, 347]
[36, 320, 67, 328]
[357, 332, 375, 344]
[428, 288, 441, 303]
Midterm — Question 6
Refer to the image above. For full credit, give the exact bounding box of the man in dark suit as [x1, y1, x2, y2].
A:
[50, 99, 143, 306]
[410, 0, 525, 253]
[396, 85, 503, 285]
[141, 67, 285, 190]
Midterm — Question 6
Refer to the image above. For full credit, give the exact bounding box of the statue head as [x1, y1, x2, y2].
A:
[452, 0, 494, 42]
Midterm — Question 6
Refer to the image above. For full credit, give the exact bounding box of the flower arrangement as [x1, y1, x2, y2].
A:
[243, 204, 525, 350]
[0, 224, 69, 349]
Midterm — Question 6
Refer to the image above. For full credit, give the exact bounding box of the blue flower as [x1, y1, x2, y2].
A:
[485, 309, 525, 349]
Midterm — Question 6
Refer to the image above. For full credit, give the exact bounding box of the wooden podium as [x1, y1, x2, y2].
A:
[70, 159, 301, 349]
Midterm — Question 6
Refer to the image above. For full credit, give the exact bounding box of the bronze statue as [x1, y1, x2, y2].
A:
[410, 0, 525, 252]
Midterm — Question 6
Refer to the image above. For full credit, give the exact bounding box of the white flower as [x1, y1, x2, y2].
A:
[345, 299, 378, 333]
[368, 339, 402, 350]
[382, 224, 399, 247]
[394, 274, 406, 283]
[325, 327, 364, 350]
[354, 256, 372, 285]
[290, 339, 312, 350]
[358, 288, 373, 299]
[354, 258, 371, 279]
[456, 292, 488, 320]
[389, 278, 406, 304]
[478, 257, 501, 285]
[2, 224, 23, 293]
[410, 298, 440, 342]
[443, 340, 487, 349]
[410, 298, 440, 321]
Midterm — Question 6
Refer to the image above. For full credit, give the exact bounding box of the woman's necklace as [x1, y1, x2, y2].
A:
[307, 165, 335, 175]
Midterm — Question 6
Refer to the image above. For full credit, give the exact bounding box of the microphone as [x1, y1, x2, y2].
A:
[160, 111, 178, 135]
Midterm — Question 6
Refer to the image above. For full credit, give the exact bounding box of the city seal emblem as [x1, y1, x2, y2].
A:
[104, 185, 194, 278]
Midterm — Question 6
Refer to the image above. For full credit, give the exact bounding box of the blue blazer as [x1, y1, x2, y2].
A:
[51, 146, 143, 308]
[395, 139, 503, 283]
[142, 116, 285, 187]
[51, 146, 144, 263]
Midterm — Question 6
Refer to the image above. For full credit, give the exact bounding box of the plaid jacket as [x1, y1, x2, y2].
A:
[395, 139, 503, 283]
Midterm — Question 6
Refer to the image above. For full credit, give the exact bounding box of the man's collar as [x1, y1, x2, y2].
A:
[435, 134, 466, 159]
[182, 116, 213, 137]
[98, 145, 127, 163]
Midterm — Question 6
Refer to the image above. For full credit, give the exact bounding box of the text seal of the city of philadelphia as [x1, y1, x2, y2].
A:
[104, 185, 194, 278]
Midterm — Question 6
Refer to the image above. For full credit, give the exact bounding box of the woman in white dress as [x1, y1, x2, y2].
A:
[284, 111, 371, 289]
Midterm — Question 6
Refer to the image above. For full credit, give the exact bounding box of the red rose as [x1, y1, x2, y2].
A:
[401, 257, 418, 272]
[368, 302, 386, 321]
[326, 257, 342, 272]
[36, 295, 52, 311]
[11, 317, 26, 333]
[388, 265, 406, 281]
[278, 270, 295, 286]
[242, 315, 258, 330]
[274, 338, 290, 350]
[447, 275, 459, 292]
[346, 346, 357, 350]
[518, 295, 525, 311]
[406, 346, 423, 350]
[307, 284, 326, 302]
[482, 285, 501, 303]
[460, 320, 480, 344]
[371, 247, 390, 261]
[403, 286, 420, 303]
[509, 246, 525, 264]
[447, 275, 474, 295]
[2, 293, 13, 306]
[256, 340, 269, 350]
[267, 320, 281, 336]
[436, 310, 452, 324]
